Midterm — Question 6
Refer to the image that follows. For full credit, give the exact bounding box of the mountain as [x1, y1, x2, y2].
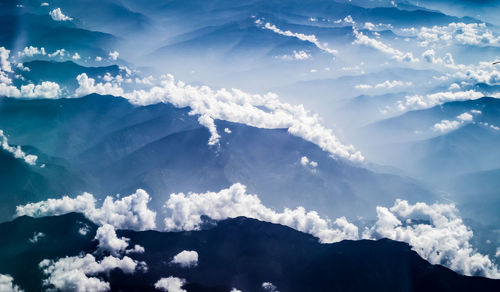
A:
[0, 213, 498, 292]
[0, 94, 434, 222]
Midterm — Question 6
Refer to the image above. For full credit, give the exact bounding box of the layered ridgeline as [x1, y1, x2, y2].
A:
[0, 93, 432, 222]
[0, 213, 498, 292]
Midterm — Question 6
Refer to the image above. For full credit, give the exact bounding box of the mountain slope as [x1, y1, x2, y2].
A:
[0, 213, 498, 292]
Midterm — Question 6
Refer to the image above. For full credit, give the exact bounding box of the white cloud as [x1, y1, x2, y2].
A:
[48, 49, 66, 58]
[363, 199, 500, 279]
[397, 90, 484, 111]
[433, 110, 481, 133]
[0, 47, 12, 72]
[457, 112, 473, 121]
[300, 156, 317, 168]
[170, 250, 198, 268]
[40, 254, 138, 291]
[75, 73, 363, 161]
[126, 244, 145, 254]
[95, 224, 129, 256]
[262, 282, 279, 292]
[109, 51, 119, 61]
[17, 46, 46, 58]
[279, 50, 312, 60]
[154, 277, 186, 292]
[163, 183, 359, 243]
[356, 80, 412, 90]
[0, 81, 61, 99]
[402, 22, 500, 47]
[0, 129, 38, 165]
[432, 119, 461, 133]
[422, 49, 455, 65]
[29, 232, 46, 243]
[41, 3, 49, 6]
[353, 29, 418, 63]
[72, 53, 81, 60]
[230, 289, 242, 292]
[260, 21, 337, 56]
[49, 8, 73, 21]
[0, 274, 23, 292]
[95, 56, 103, 62]
[224, 128, 232, 134]
[16, 189, 156, 231]
[198, 115, 220, 146]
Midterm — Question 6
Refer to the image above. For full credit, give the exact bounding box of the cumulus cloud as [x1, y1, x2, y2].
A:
[16, 189, 156, 231]
[17, 46, 46, 58]
[259, 21, 338, 56]
[432, 119, 461, 133]
[95, 224, 129, 256]
[198, 114, 220, 145]
[49, 8, 73, 21]
[109, 51, 119, 61]
[262, 282, 279, 292]
[0, 274, 23, 292]
[75, 73, 363, 161]
[279, 50, 312, 60]
[163, 183, 359, 243]
[300, 156, 317, 168]
[397, 90, 484, 111]
[72, 53, 81, 60]
[432, 110, 480, 133]
[0, 130, 38, 165]
[363, 199, 500, 279]
[355, 80, 412, 90]
[0, 80, 61, 99]
[402, 22, 500, 47]
[170, 250, 198, 268]
[126, 244, 145, 254]
[353, 29, 418, 63]
[40, 254, 138, 291]
[29, 232, 46, 243]
[0, 47, 12, 72]
[154, 277, 186, 292]
[422, 49, 454, 65]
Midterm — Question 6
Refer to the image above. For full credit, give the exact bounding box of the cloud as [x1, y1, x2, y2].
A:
[262, 282, 279, 292]
[0, 80, 61, 99]
[41, 3, 49, 7]
[402, 22, 500, 47]
[16, 189, 156, 231]
[397, 90, 484, 111]
[125, 244, 145, 254]
[353, 29, 418, 63]
[95, 224, 129, 256]
[432, 110, 481, 133]
[170, 250, 198, 268]
[356, 80, 412, 90]
[432, 119, 461, 133]
[72, 53, 81, 60]
[29, 232, 46, 243]
[259, 21, 338, 56]
[422, 49, 454, 65]
[0, 274, 23, 292]
[40, 254, 138, 291]
[363, 199, 500, 279]
[109, 51, 119, 61]
[154, 277, 187, 292]
[300, 156, 317, 168]
[75, 73, 363, 162]
[279, 50, 312, 60]
[0, 130, 38, 165]
[197, 115, 220, 145]
[48, 49, 66, 58]
[163, 183, 359, 243]
[49, 8, 73, 21]
[0, 47, 12, 72]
